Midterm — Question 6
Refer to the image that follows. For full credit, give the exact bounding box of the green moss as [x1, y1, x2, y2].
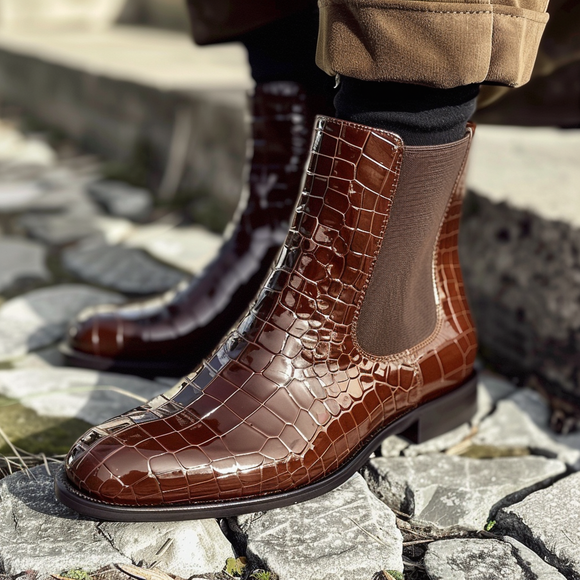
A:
[60, 570, 93, 580]
[250, 571, 273, 580]
[485, 520, 497, 532]
[385, 572, 404, 580]
[225, 557, 247, 578]
[459, 444, 529, 459]
[0, 395, 91, 455]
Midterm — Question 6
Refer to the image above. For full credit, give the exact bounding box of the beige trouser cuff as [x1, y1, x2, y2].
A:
[317, 0, 550, 88]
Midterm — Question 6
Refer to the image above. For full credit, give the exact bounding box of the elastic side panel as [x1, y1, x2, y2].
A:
[355, 136, 470, 357]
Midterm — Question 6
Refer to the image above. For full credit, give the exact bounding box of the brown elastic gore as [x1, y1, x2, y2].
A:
[356, 135, 471, 357]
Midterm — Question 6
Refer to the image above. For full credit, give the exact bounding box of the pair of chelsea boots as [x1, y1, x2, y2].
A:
[56, 85, 478, 520]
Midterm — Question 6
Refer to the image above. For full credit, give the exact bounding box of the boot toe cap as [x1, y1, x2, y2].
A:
[67, 305, 124, 358]
[65, 426, 223, 506]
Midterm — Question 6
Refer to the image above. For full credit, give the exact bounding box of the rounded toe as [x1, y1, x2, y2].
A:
[67, 305, 123, 358]
[65, 422, 222, 507]
[65, 426, 162, 506]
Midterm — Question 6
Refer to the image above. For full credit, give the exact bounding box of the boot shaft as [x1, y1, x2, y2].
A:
[245, 116, 477, 395]
[238, 82, 335, 224]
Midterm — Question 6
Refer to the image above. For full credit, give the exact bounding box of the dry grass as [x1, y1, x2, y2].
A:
[0, 425, 64, 480]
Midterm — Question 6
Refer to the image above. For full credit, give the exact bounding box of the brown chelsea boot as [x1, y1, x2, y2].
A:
[61, 81, 334, 378]
[56, 116, 478, 521]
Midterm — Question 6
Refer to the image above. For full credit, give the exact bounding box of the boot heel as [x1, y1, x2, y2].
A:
[400, 374, 478, 444]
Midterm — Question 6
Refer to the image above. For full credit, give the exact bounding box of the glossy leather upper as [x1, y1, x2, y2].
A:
[67, 82, 331, 369]
[65, 117, 477, 507]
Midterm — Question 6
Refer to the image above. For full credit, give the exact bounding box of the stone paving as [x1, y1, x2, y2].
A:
[1, 118, 580, 580]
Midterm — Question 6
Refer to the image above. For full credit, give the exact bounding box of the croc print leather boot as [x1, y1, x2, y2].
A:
[56, 116, 478, 521]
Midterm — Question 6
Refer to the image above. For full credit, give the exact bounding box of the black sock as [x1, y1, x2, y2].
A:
[335, 77, 480, 146]
[239, 7, 335, 101]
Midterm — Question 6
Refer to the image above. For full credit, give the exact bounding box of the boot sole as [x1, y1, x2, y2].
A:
[54, 373, 478, 522]
[59, 343, 193, 379]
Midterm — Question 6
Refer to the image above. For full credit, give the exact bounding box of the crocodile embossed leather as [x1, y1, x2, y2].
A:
[62, 81, 333, 377]
[56, 117, 478, 521]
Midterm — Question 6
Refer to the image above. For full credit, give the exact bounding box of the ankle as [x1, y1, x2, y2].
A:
[334, 77, 480, 146]
[240, 7, 336, 100]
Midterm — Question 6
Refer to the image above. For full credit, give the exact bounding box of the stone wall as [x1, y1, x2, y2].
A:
[461, 125, 580, 413]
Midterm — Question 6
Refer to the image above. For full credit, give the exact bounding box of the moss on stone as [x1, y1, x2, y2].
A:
[458, 444, 530, 459]
[0, 395, 91, 455]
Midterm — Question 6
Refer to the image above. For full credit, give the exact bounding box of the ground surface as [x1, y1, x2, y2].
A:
[0, 115, 579, 580]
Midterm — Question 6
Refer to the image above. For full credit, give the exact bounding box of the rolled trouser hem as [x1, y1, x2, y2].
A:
[317, 0, 550, 88]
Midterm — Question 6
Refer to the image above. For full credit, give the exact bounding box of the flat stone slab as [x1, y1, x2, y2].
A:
[467, 126, 580, 228]
[0, 465, 233, 577]
[503, 537, 568, 580]
[424, 538, 565, 580]
[100, 520, 234, 579]
[473, 388, 580, 469]
[0, 284, 124, 363]
[125, 222, 221, 274]
[18, 184, 98, 214]
[20, 212, 132, 246]
[0, 181, 45, 212]
[0, 368, 165, 425]
[63, 241, 186, 294]
[0, 465, 128, 576]
[0, 237, 49, 291]
[11, 347, 65, 369]
[87, 180, 153, 221]
[0, 26, 251, 92]
[363, 454, 565, 532]
[497, 472, 580, 579]
[229, 473, 403, 580]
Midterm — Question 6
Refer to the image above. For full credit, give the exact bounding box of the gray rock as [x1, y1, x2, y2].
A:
[229, 473, 403, 580]
[124, 222, 221, 274]
[424, 538, 565, 580]
[100, 520, 234, 578]
[63, 241, 186, 294]
[504, 536, 567, 580]
[0, 466, 233, 577]
[467, 126, 580, 228]
[474, 388, 580, 469]
[0, 285, 124, 363]
[402, 423, 472, 458]
[0, 237, 49, 291]
[363, 454, 565, 532]
[0, 368, 164, 425]
[0, 181, 44, 212]
[472, 371, 517, 425]
[88, 181, 153, 221]
[20, 211, 133, 246]
[382, 373, 516, 458]
[497, 472, 580, 579]
[0, 125, 56, 169]
[23, 185, 98, 214]
[460, 126, 580, 406]
[0, 465, 129, 576]
[380, 435, 410, 458]
[21, 212, 102, 245]
[12, 346, 65, 369]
